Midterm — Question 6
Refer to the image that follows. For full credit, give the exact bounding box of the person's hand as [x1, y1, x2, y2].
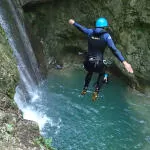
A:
[122, 61, 134, 73]
[69, 19, 75, 25]
[104, 76, 108, 83]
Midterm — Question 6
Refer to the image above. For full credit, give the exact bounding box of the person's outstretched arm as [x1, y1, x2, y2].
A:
[69, 19, 93, 35]
[105, 34, 133, 73]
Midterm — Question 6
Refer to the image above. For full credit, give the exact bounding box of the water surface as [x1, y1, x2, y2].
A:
[25, 69, 150, 150]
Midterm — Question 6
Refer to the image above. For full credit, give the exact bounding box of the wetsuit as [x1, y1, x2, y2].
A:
[73, 22, 125, 92]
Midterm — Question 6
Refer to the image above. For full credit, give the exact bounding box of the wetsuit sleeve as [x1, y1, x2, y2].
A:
[105, 33, 125, 62]
[73, 22, 93, 35]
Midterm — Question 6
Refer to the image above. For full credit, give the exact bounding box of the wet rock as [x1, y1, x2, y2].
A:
[16, 0, 52, 7]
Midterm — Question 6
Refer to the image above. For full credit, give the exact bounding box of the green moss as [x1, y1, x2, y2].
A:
[0, 24, 19, 94]
[0, 24, 19, 113]
[6, 123, 14, 134]
[34, 136, 56, 150]
[0, 25, 8, 40]
[10, 99, 18, 110]
[6, 88, 15, 99]
[0, 25, 5, 36]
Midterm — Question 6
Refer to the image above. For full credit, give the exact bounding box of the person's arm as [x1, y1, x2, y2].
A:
[105, 33, 125, 62]
[105, 33, 133, 73]
[69, 19, 93, 35]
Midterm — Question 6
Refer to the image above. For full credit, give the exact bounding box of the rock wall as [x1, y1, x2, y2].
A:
[21, 0, 150, 93]
[15, 0, 51, 7]
[0, 27, 19, 98]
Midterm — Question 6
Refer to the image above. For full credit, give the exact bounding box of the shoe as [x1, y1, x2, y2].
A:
[81, 87, 88, 95]
[81, 89, 87, 95]
[92, 91, 98, 101]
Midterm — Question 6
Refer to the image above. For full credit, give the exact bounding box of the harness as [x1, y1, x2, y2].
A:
[88, 55, 103, 68]
[88, 56, 112, 67]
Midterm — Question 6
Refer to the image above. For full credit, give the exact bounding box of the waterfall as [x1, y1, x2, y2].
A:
[0, 0, 42, 95]
[0, 0, 50, 130]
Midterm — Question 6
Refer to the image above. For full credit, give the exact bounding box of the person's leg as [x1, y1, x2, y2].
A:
[92, 72, 105, 101]
[84, 72, 93, 88]
[95, 73, 104, 93]
[81, 72, 93, 95]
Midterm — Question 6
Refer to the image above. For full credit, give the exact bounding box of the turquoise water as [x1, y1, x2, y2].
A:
[32, 69, 150, 150]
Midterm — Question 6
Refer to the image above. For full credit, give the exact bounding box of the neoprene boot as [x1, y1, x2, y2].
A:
[81, 87, 88, 95]
[92, 91, 98, 101]
[92, 88, 99, 101]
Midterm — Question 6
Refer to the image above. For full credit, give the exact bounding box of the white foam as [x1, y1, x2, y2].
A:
[31, 91, 41, 102]
[22, 106, 49, 130]
[14, 88, 49, 130]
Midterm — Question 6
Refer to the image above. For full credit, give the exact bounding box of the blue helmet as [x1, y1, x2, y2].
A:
[95, 17, 108, 27]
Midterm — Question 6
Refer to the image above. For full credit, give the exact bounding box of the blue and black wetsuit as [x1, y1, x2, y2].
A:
[73, 22, 125, 92]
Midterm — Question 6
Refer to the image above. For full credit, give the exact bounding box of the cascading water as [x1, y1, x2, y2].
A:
[0, 0, 41, 91]
[0, 0, 49, 129]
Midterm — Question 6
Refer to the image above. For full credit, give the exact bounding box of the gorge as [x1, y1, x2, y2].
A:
[0, 0, 150, 149]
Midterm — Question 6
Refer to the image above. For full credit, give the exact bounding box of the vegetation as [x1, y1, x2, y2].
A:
[0, 25, 8, 40]
[34, 136, 56, 150]
[6, 123, 14, 134]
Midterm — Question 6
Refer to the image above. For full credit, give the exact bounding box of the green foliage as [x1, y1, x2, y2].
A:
[6, 123, 14, 134]
[34, 136, 56, 150]
[10, 99, 18, 110]
[0, 25, 5, 36]
[6, 88, 15, 99]
[0, 25, 7, 40]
